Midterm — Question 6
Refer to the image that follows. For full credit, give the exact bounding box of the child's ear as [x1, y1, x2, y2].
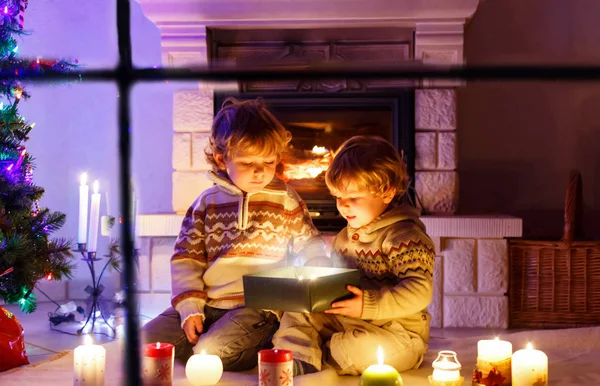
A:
[214, 152, 227, 170]
[382, 188, 397, 204]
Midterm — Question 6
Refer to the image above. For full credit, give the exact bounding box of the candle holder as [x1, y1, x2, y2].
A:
[428, 377, 464, 386]
[429, 350, 465, 386]
[74, 242, 140, 336]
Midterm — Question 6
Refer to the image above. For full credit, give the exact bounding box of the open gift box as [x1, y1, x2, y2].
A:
[243, 266, 361, 313]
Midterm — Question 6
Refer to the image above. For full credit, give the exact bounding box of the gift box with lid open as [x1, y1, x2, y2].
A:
[243, 266, 361, 313]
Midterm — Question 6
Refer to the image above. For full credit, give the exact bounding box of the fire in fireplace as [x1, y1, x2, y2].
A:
[214, 93, 415, 231]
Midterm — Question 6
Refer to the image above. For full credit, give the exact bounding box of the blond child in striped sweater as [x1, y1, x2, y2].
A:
[142, 98, 327, 370]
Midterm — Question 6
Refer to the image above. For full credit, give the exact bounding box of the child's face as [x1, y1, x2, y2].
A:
[216, 152, 278, 193]
[331, 180, 395, 229]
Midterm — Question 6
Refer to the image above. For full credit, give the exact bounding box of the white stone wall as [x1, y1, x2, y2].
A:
[172, 87, 216, 212]
[413, 22, 463, 214]
[414, 89, 458, 214]
[428, 237, 509, 328]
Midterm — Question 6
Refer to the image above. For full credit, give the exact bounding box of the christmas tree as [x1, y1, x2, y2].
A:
[0, 0, 77, 313]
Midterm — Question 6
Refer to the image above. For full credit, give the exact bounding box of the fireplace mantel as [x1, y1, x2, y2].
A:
[136, 0, 480, 67]
[137, 0, 480, 25]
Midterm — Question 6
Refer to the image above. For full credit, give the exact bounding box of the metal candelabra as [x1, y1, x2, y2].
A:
[75, 242, 139, 336]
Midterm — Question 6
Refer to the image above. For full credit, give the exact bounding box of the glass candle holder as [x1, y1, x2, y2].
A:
[428, 350, 464, 386]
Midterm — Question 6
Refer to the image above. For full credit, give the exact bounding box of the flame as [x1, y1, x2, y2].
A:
[526, 342, 533, 350]
[80, 172, 88, 186]
[312, 146, 328, 155]
[156, 342, 161, 349]
[377, 346, 384, 365]
[84, 335, 93, 345]
[494, 337, 499, 341]
[93, 180, 100, 194]
[200, 349, 206, 355]
[281, 146, 332, 181]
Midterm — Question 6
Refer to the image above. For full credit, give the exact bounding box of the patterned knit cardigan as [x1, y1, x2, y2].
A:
[171, 171, 326, 325]
[331, 204, 436, 340]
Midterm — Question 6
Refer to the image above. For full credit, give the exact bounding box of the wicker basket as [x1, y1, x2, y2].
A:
[509, 170, 600, 328]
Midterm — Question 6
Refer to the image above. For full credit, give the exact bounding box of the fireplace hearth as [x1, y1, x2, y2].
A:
[214, 93, 415, 231]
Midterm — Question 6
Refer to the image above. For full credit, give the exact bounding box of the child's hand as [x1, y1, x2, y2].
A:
[183, 315, 204, 344]
[325, 285, 363, 318]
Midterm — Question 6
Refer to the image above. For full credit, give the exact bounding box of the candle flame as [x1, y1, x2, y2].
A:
[80, 172, 88, 186]
[310, 275, 317, 280]
[84, 335, 93, 345]
[494, 337, 499, 341]
[526, 342, 533, 350]
[156, 342, 160, 349]
[200, 349, 206, 355]
[298, 276, 304, 281]
[377, 346, 384, 365]
[93, 180, 100, 194]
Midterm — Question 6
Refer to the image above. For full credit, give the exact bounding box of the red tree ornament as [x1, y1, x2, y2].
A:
[0, 306, 29, 371]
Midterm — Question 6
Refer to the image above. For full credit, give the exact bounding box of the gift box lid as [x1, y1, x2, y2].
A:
[243, 266, 361, 313]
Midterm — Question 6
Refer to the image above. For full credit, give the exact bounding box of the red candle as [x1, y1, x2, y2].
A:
[142, 342, 174, 386]
[258, 349, 293, 386]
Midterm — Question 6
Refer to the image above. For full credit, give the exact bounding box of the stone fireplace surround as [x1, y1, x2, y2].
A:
[135, 0, 522, 328]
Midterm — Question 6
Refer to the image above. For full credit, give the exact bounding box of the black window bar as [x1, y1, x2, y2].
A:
[1, 0, 600, 384]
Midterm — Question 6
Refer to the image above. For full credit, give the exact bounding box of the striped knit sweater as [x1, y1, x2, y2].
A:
[171, 171, 326, 326]
[332, 204, 435, 339]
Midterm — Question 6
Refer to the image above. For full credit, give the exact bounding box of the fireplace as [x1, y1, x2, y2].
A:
[136, 0, 526, 329]
[214, 93, 415, 231]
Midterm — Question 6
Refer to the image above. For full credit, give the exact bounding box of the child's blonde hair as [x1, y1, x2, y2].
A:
[325, 135, 409, 197]
[205, 97, 291, 171]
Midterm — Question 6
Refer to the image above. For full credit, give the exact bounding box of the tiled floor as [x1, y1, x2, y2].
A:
[4, 301, 512, 366]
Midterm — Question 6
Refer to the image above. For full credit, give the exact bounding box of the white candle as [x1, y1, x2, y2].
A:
[185, 350, 223, 386]
[87, 180, 101, 253]
[432, 357, 461, 381]
[73, 335, 105, 386]
[478, 337, 512, 363]
[78, 173, 89, 245]
[512, 343, 548, 386]
[477, 337, 512, 384]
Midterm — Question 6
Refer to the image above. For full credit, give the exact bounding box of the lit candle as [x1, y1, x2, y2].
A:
[477, 337, 512, 384]
[143, 342, 174, 386]
[73, 335, 105, 386]
[87, 180, 101, 253]
[512, 343, 548, 386]
[78, 173, 89, 245]
[185, 349, 223, 386]
[360, 346, 403, 386]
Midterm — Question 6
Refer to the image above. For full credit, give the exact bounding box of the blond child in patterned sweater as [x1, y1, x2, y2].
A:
[142, 98, 327, 370]
[273, 135, 436, 376]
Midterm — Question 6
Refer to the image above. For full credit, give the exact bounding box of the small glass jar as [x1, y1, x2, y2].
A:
[429, 350, 463, 386]
[258, 349, 294, 386]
